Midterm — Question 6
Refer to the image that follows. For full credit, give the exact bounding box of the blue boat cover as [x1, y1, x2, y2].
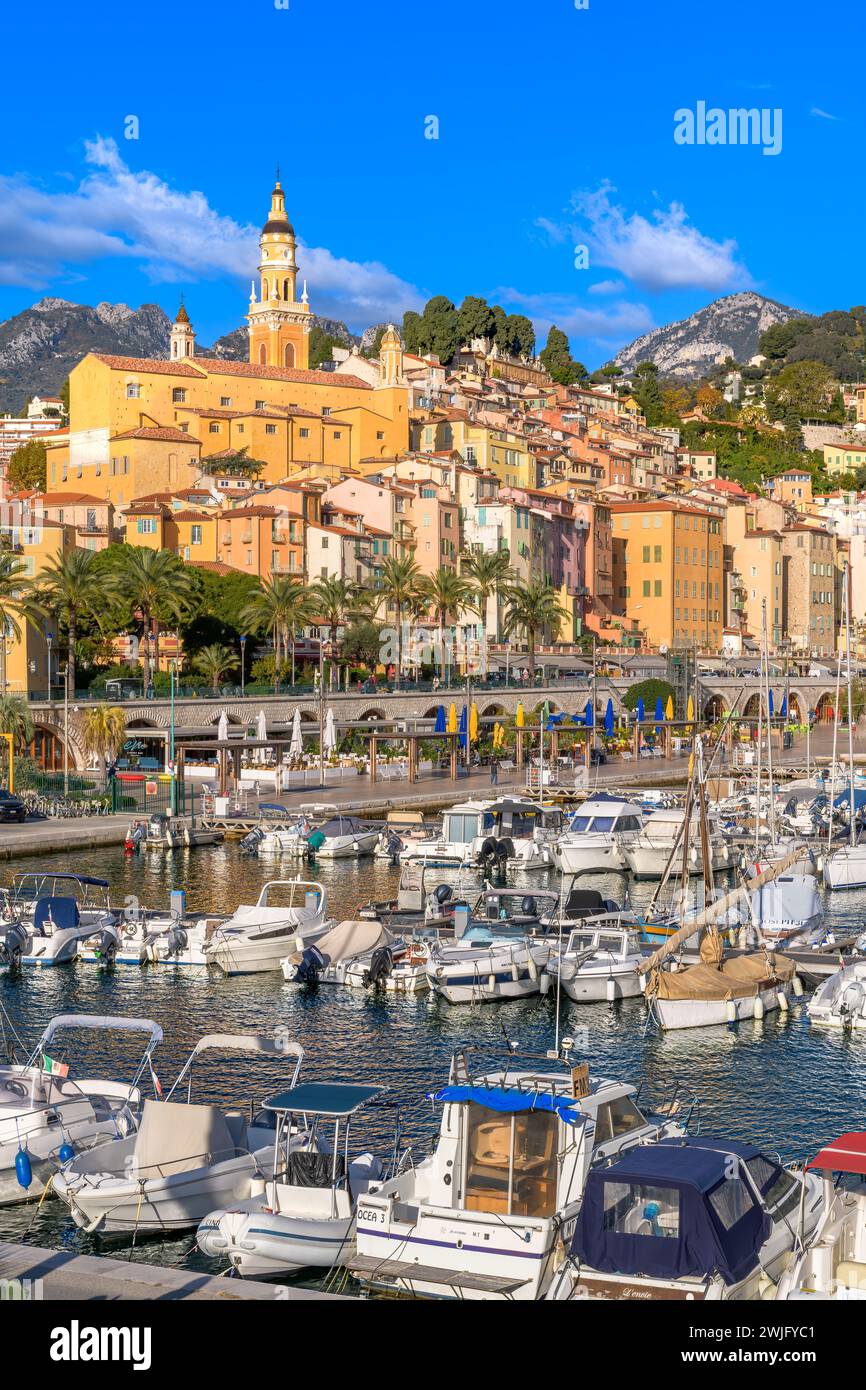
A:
[570, 1137, 772, 1287]
[34, 896, 80, 934]
[833, 788, 866, 811]
[430, 1085, 584, 1126]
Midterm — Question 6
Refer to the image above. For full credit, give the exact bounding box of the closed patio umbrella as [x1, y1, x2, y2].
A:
[515, 702, 525, 728]
[434, 704, 447, 734]
[459, 705, 468, 751]
[289, 708, 303, 761]
[655, 696, 664, 723]
[469, 703, 479, 743]
[604, 698, 614, 736]
[323, 708, 337, 757]
[447, 703, 458, 734]
[637, 696, 645, 723]
[665, 695, 674, 721]
[217, 710, 229, 744]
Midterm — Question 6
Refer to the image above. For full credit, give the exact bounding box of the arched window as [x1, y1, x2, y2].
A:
[259, 343, 267, 365]
[283, 278, 290, 300]
[284, 342, 295, 368]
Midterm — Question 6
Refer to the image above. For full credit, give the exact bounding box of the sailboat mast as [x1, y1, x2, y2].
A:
[762, 600, 776, 850]
[844, 560, 856, 848]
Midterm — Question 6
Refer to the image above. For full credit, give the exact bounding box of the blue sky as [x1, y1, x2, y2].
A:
[0, 0, 859, 366]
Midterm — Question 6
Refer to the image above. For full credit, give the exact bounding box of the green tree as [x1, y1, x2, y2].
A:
[379, 554, 422, 687]
[501, 581, 567, 678]
[402, 310, 424, 355]
[764, 360, 836, 421]
[309, 575, 353, 689]
[240, 576, 312, 689]
[7, 440, 47, 492]
[199, 446, 265, 479]
[460, 548, 513, 677]
[540, 326, 579, 385]
[418, 568, 471, 682]
[457, 296, 495, 345]
[113, 546, 197, 688]
[38, 548, 107, 696]
[621, 678, 676, 713]
[634, 362, 664, 424]
[421, 295, 460, 364]
[0, 694, 34, 752]
[192, 642, 238, 692]
[307, 325, 341, 369]
[504, 314, 536, 359]
[82, 704, 126, 776]
[342, 619, 383, 672]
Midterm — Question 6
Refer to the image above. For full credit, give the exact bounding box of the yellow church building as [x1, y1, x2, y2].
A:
[44, 180, 410, 504]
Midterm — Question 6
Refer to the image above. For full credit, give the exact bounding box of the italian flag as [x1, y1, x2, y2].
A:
[42, 1055, 69, 1079]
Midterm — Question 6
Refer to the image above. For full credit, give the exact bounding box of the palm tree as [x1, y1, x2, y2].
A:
[0, 551, 43, 697]
[39, 548, 106, 697]
[192, 643, 238, 693]
[0, 694, 34, 752]
[378, 555, 422, 688]
[82, 704, 126, 778]
[114, 547, 196, 689]
[418, 568, 471, 683]
[502, 581, 567, 679]
[240, 577, 312, 690]
[461, 549, 514, 678]
[309, 576, 352, 690]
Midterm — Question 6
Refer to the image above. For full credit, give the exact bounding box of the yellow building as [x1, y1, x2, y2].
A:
[610, 500, 724, 650]
[5, 518, 75, 697]
[43, 180, 411, 505]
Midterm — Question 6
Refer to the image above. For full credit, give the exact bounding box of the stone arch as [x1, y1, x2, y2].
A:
[284, 342, 295, 368]
[742, 693, 762, 719]
[703, 693, 728, 722]
[423, 706, 442, 719]
[30, 723, 73, 772]
[786, 691, 806, 723]
[359, 708, 386, 722]
[815, 691, 836, 723]
[299, 711, 317, 723]
[206, 711, 242, 726]
[482, 703, 505, 717]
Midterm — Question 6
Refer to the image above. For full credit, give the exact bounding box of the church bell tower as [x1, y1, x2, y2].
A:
[247, 176, 312, 370]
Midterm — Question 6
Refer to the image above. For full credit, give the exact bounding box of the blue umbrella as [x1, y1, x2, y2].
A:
[459, 704, 468, 750]
[768, 689, 774, 718]
[604, 698, 615, 736]
[655, 696, 664, 723]
[570, 713, 583, 725]
[585, 699, 594, 728]
[637, 697, 645, 723]
[434, 704, 446, 734]
[780, 693, 787, 719]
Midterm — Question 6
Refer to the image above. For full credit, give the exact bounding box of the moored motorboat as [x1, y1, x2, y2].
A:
[202, 879, 331, 975]
[550, 797, 645, 876]
[776, 1132, 866, 1300]
[808, 959, 866, 1029]
[197, 1081, 387, 1277]
[543, 922, 649, 1003]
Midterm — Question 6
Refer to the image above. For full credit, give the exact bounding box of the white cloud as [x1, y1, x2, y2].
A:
[588, 279, 626, 296]
[810, 107, 839, 121]
[0, 138, 424, 325]
[495, 286, 654, 349]
[542, 183, 750, 293]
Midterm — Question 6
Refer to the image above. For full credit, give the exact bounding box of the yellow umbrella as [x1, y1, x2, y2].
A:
[665, 695, 674, 721]
[496, 722, 505, 749]
[447, 703, 457, 734]
[469, 703, 479, 743]
[515, 702, 525, 729]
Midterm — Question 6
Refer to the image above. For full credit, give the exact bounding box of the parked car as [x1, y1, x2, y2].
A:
[0, 789, 27, 823]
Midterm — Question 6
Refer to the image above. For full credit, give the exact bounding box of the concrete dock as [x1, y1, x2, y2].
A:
[0, 1241, 346, 1300]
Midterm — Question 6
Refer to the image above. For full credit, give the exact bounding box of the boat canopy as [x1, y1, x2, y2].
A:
[13, 872, 110, 889]
[430, 1085, 585, 1127]
[264, 1082, 383, 1116]
[808, 1132, 866, 1176]
[38, 1015, 164, 1048]
[570, 1138, 773, 1287]
[564, 888, 611, 918]
[189, 1033, 303, 1058]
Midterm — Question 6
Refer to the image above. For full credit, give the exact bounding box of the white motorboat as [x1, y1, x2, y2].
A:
[202, 879, 331, 976]
[424, 906, 558, 1004]
[748, 872, 824, 946]
[549, 797, 645, 876]
[0, 1014, 162, 1206]
[52, 1033, 303, 1235]
[623, 806, 731, 879]
[823, 842, 866, 891]
[401, 798, 565, 872]
[350, 1052, 690, 1301]
[808, 960, 866, 1029]
[0, 873, 119, 968]
[543, 922, 649, 1003]
[548, 1136, 822, 1302]
[281, 918, 405, 985]
[197, 1081, 386, 1278]
[307, 814, 381, 859]
[776, 1132, 866, 1300]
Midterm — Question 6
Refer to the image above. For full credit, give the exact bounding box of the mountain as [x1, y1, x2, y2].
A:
[613, 291, 809, 381]
[0, 298, 172, 413]
[0, 298, 365, 410]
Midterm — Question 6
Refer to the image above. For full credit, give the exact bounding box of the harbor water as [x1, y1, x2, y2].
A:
[1, 840, 866, 1286]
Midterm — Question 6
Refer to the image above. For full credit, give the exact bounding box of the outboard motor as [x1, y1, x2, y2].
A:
[0, 921, 28, 971]
[283, 943, 328, 984]
[383, 829, 403, 864]
[94, 924, 119, 967]
[521, 895, 538, 919]
[364, 945, 394, 989]
[240, 827, 264, 855]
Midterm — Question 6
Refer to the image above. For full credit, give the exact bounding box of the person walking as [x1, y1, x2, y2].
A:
[490, 756, 499, 787]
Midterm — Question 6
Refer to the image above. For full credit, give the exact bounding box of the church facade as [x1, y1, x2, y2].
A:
[45, 180, 409, 505]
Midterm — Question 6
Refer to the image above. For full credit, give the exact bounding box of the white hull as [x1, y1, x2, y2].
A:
[426, 940, 551, 1004]
[823, 846, 866, 890]
[54, 1143, 276, 1234]
[198, 1200, 354, 1277]
[314, 831, 380, 859]
[206, 920, 329, 975]
[625, 842, 730, 879]
[551, 838, 625, 875]
[652, 982, 791, 1031]
[808, 962, 866, 1029]
[555, 966, 643, 1003]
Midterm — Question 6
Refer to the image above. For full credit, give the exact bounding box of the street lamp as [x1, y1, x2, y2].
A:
[239, 634, 247, 699]
[169, 658, 178, 815]
[45, 629, 54, 700]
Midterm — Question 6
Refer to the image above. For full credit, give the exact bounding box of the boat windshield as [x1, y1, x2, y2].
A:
[593, 1095, 647, 1144]
[445, 813, 480, 843]
[463, 1101, 558, 1219]
[570, 932, 597, 952]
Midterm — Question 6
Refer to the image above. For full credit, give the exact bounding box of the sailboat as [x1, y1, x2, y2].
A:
[823, 562, 866, 888]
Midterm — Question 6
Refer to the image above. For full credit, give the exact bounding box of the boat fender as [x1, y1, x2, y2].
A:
[511, 962, 520, 982]
[689, 845, 699, 866]
[777, 990, 789, 1012]
[488, 974, 496, 991]
[15, 1147, 32, 1189]
[539, 971, 551, 996]
[792, 975, 804, 998]
[753, 996, 765, 1021]
[606, 977, 616, 1003]
[725, 1001, 737, 1024]
[528, 956, 539, 982]
[58, 1142, 75, 1164]
[721, 844, 730, 863]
